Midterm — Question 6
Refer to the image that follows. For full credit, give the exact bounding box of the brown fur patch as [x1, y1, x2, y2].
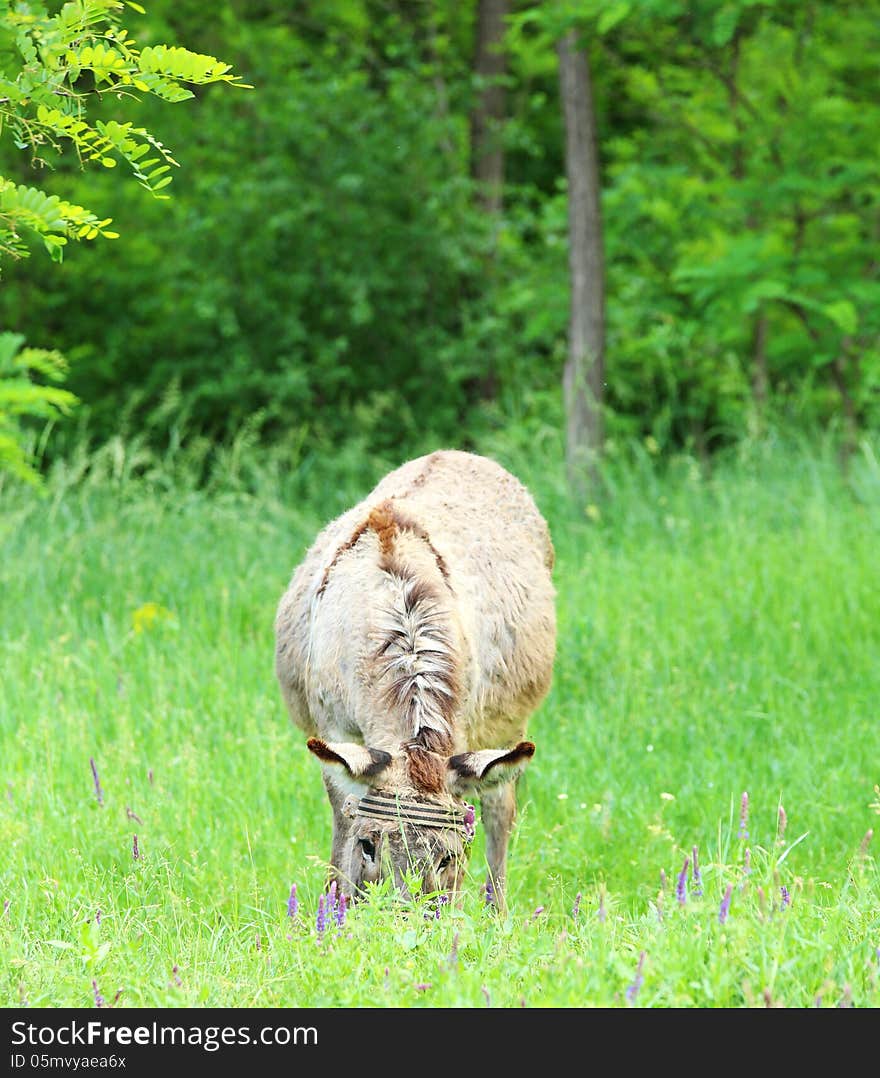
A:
[316, 492, 451, 600]
[315, 519, 372, 598]
[376, 503, 450, 585]
[405, 745, 446, 794]
[448, 741, 535, 779]
[306, 737, 391, 776]
[306, 737, 342, 764]
[366, 499, 398, 558]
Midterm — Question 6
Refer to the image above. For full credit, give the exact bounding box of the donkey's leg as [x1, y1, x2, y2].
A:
[322, 773, 351, 893]
[481, 781, 517, 909]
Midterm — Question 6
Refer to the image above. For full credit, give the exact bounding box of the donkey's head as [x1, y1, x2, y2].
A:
[306, 737, 535, 899]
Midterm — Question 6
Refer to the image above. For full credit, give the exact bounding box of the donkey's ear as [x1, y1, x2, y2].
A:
[306, 738, 392, 780]
[446, 741, 535, 792]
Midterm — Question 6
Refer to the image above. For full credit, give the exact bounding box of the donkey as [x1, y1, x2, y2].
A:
[274, 450, 556, 904]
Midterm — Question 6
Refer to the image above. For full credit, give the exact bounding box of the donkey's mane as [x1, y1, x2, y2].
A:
[373, 569, 458, 744]
[374, 565, 458, 791]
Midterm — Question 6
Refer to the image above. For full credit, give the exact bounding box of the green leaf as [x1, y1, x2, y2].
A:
[821, 301, 858, 335]
[597, 2, 631, 35]
[0, 1, 243, 264]
[712, 6, 741, 46]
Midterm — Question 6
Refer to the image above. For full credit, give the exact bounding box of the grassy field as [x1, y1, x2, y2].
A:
[1, 435, 879, 1007]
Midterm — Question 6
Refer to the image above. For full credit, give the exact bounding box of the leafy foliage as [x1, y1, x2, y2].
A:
[0, 331, 77, 482]
[0, 178, 118, 261]
[499, 0, 880, 447]
[1, 10, 499, 450]
[0, 0, 244, 262]
[0, 0, 239, 483]
[0, 0, 877, 465]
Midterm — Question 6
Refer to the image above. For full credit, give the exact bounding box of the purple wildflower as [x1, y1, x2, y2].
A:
[328, 880, 337, 913]
[126, 806, 143, 825]
[90, 758, 104, 807]
[92, 980, 105, 1008]
[676, 857, 689, 905]
[95, 908, 101, 926]
[778, 805, 787, 845]
[484, 879, 495, 906]
[738, 791, 749, 839]
[719, 884, 733, 925]
[780, 885, 791, 909]
[597, 890, 607, 923]
[530, 906, 545, 923]
[335, 893, 347, 929]
[414, 983, 432, 991]
[692, 846, 702, 897]
[316, 894, 327, 936]
[743, 847, 751, 875]
[2, 900, 9, 918]
[572, 891, 582, 920]
[433, 893, 449, 920]
[287, 884, 299, 919]
[132, 834, 140, 861]
[626, 952, 646, 1004]
[172, 966, 182, 987]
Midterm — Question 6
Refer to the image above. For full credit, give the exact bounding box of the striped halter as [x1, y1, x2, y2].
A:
[343, 793, 476, 841]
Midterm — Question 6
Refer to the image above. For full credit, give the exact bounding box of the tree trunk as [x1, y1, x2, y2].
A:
[557, 30, 605, 500]
[470, 0, 507, 214]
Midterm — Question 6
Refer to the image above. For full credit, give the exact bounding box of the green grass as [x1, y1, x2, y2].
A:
[1, 435, 879, 1007]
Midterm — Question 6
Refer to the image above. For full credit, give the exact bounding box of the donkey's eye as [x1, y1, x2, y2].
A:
[437, 854, 452, 871]
[359, 837, 376, 862]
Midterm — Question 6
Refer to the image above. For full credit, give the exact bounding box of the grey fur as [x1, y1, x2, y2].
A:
[275, 450, 556, 902]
